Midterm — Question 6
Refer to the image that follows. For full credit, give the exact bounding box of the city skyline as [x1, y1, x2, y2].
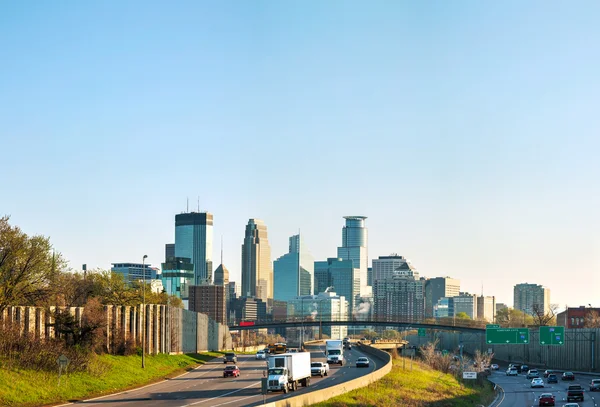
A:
[2, 2, 598, 309]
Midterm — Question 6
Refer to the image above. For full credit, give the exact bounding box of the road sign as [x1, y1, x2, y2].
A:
[539, 326, 565, 345]
[57, 354, 69, 368]
[486, 324, 500, 329]
[463, 371, 477, 379]
[485, 327, 529, 344]
[418, 328, 427, 337]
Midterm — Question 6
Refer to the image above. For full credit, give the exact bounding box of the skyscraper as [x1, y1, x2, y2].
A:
[477, 295, 496, 322]
[241, 219, 273, 304]
[514, 283, 551, 316]
[274, 234, 314, 302]
[313, 258, 360, 315]
[189, 284, 227, 324]
[175, 212, 213, 285]
[373, 267, 425, 322]
[424, 277, 461, 318]
[160, 257, 194, 308]
[337, 216, 369, 297]
[213, 240, 229, 287]
[372, 254, 409, 283]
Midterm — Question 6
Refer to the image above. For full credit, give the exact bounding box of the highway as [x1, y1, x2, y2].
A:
[69, 344, 385, 407]
[488, 364, 600, 407]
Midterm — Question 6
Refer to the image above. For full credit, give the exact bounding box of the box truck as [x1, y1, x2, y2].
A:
[326, 340, 344, 365]
[267, 352, 311, 393]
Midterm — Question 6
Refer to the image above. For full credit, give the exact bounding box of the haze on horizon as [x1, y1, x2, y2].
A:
[1, 1, 598, 309]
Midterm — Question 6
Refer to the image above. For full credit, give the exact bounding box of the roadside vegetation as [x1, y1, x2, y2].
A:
[0, 352, 222, 407]
[314, 343, 495, 407]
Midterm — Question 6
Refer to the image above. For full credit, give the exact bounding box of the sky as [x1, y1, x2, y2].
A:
[1, 1, 599, 309]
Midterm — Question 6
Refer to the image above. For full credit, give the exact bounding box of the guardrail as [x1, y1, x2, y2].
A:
[259, 344, 392, 407]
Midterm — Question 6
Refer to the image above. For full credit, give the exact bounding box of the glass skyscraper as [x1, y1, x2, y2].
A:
[337, 216, 369, 297]
[274, 234, 314, 302]
[161, 257, 194, 309]
[313, 258, 359, 316]
[241, 219, 273, 304]
[174, 212, 213, 286]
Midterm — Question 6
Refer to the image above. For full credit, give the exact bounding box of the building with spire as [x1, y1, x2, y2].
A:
[241, 219, 273, 305]
[213, 237, 229, 287]
[274, 234, 314, 302]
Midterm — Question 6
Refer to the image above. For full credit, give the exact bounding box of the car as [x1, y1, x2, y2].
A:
[223, 365, 240, 378]
[255, 350, 266, 360]
[531, 378, 545, 388]
[544, 369, 558, 378]
[506, 367, 518, 376]
[590, 379, 600, 391]
[562, 372, 575, 381]
[567, 385, 584, 402]
[223, 352, 237, 364]
[561, 403, 580, 407]
[521, 364, 530, 373]
[539, 393, 555, 406]
[356, 357, 370, 368]
[311, 361, 330, 377]
[547, 374, 558, 383]
[510, 363, 522, 373]
[490, 364, 499, 370]
[527, 369, 540, 379]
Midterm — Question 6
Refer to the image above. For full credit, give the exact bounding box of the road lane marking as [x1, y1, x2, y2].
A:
[180, 381, 260, 406]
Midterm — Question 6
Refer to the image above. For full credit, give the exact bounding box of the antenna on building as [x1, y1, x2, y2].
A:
[221, 235, 223, 265]
[197, 196, 200, 212]
[481, 282, 483, 297]
[186, 197, 189, 212]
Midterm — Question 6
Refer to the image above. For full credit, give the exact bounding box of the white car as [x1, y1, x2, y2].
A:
[255, 350, 266, 360]
[506, 368, 518, 376]
[490, 364, 499, 370]
[531, 378, 544, 388]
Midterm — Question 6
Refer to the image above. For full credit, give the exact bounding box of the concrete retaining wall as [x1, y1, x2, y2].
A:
[406, 328, 599, 372]
[0, 305, 232, 354]
[260, 344, 392, 407]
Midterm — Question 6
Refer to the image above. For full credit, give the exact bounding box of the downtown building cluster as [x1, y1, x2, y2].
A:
[110, 213, 556, 339]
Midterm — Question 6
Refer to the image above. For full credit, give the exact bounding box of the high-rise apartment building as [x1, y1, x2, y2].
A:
[175, 212, 213, 285]
[189, 284, 227, 324]
[313, 258, 360, 316]
[337, 216, 369, 297]
[477, 295, 496, 322]
[424, 277, 460, 318]
[241, 219, 273, 304]
[373, 265, 425, 322]
[453, 292, 478, 319]
[160, 257, 194, 308]
[514, 283, 551, 316]
[274, 234, 314, 302]
[372, 254, 410, 282]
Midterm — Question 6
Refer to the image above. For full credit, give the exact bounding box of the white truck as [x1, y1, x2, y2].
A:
[267, 352, 312, 393]
[326, 339, 344, 365]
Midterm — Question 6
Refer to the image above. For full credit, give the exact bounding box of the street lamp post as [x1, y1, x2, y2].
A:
[141, 254, 148, 369]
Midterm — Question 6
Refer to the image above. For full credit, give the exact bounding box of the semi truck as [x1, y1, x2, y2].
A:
[326, 340, 344, 365]
[266, 352, 312, 393]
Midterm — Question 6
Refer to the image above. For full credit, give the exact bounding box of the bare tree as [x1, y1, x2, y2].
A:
[585, 310, 600, 328]
[532, 304, 559, 326]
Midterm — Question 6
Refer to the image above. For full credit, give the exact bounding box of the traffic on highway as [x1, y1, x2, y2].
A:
[488, 363, 600, 407]
[68, 342, 385, 407]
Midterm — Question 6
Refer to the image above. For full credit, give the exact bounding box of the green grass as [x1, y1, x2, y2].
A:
[0, 352, 223, 407]
[313, 357, 495, 407]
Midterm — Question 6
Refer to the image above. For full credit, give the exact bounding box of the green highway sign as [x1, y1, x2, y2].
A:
[486, 324, 500, 329]
[418, 328, 427, 337]
[539, 326, 565, 345]
[486, 327, 529, 344]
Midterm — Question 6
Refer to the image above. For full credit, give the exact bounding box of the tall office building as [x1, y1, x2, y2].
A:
[453, 292, 478, 319]
[230, 297, 267, 323]
[274, 234, 314, 302]
[373, 267, 425, 322]
[424, 277, 461, 318]
[372, 254, 410, 282]
[314, 258, 360, 316]
[477, 295, 496, 322]
[514, 283, 551, 316]
[337, 216, 369, 297]
[165, 243, 175, 261]
[213, 243, 229, 287]
[111, 262, 158, 282]
[175, 212, 213, 285]
[241, 219, 273, 304]
[434, 297, 454, 318]
[189, 284, 227, 324]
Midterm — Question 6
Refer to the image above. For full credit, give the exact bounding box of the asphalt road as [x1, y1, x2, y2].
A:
[69, 344, 385, 407]
[488, 365, 600, 407]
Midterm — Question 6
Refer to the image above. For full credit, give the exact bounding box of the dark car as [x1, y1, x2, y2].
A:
[223, 352, 237, 364]
[562, 371, 575, 381]
[538, 393, 555, 406]
[566, 384, 584, 402]
[223, 365, 240, 377]
[521, 364, 529, 373]
[544, 369, 558, 378]
[547, 374, 558, 383]
[590, 379, 600, 391]
[510, 363, 523, 373]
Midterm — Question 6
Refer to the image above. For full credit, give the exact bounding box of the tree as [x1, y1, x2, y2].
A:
[455, 312, 471, 320]
[585, 310, 600, 328]
[0, 216, 64, 313]
[495, 307, 535, 327]
[532, 304, 559, 327]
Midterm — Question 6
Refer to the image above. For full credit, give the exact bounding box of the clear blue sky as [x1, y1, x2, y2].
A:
[1, 1, 599, 309]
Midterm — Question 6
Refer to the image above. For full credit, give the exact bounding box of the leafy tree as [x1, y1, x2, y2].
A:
[0, 216, 64, 313]
[455, 312, 471, 320]
[495, 307, 535, 327]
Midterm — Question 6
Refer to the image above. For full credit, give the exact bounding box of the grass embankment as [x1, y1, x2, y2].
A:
[313, 357, 495, 407]
[0, 352, 223, 407]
